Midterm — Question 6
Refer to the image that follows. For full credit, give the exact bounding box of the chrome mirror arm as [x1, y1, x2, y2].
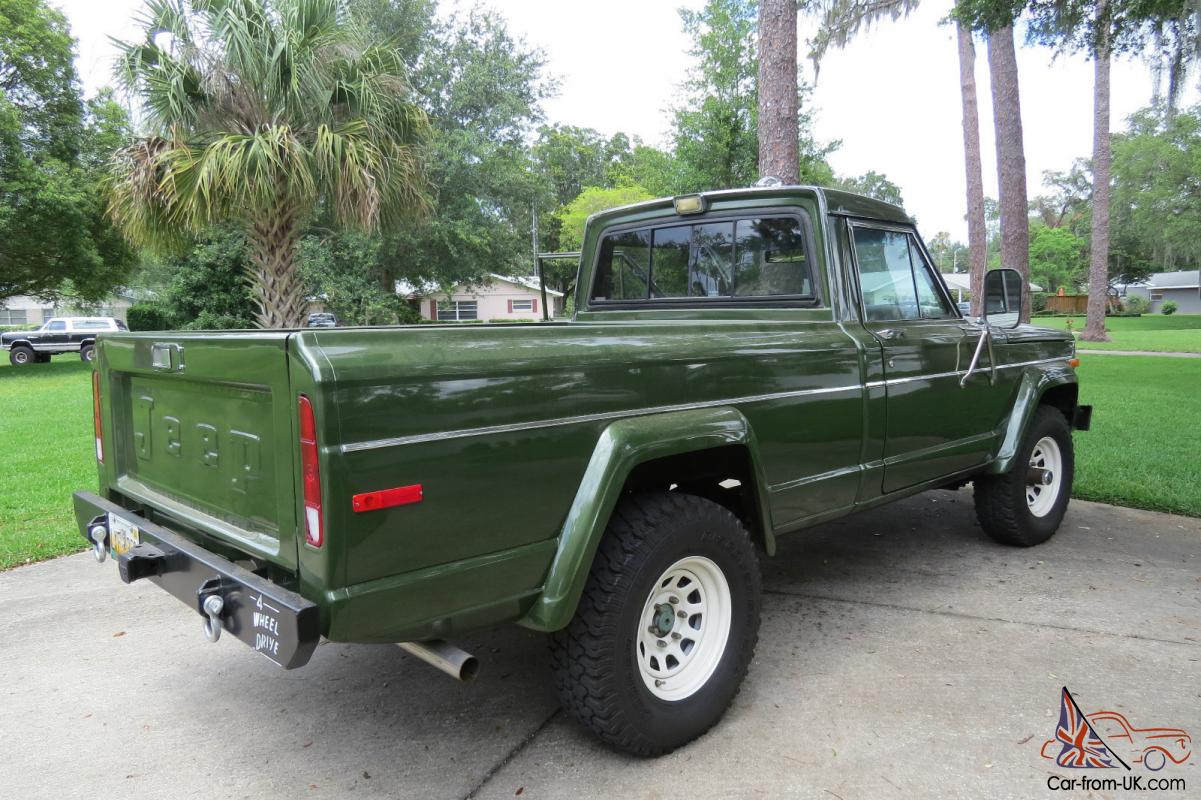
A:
[961, 324, 997, 388]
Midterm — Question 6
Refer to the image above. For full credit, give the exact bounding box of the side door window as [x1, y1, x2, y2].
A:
[850, 228, 952, 321]
[909, 238, 954, 319]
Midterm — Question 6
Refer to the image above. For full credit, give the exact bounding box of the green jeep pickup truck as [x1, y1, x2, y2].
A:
[74, 184, 1091, 756]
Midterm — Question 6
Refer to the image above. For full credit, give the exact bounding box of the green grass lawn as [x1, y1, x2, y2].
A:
[1073, 354, 1201, 517]
[0, 357, 95, 569]
[0, 349, 1197, 570]
[1035, 313, 1201, 353]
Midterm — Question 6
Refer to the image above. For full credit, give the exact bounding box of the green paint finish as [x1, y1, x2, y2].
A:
[521, 406, 774, 632]
[81, 188, 1082, 646]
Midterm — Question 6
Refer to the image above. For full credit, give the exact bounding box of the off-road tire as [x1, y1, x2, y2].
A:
[974, 406, 1074, 546]
[549, 492, 761, 756]
[9, 346, 34, 366]
[80, 344, 95, 363]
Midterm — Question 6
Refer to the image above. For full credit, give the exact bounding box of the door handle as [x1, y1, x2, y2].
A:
[876, 328, 905, 341]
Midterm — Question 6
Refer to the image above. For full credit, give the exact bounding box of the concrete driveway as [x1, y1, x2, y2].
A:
[2, 489, 1198, 799]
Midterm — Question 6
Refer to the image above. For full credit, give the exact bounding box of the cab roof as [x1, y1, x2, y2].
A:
[584, 185, 913, 230]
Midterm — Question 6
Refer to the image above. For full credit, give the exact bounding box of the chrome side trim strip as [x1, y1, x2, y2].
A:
[864, 356, 1068, 389]
[342, 357, 1070, 454]
[341, 383, 863, 453]
[769, 464, 863, 494]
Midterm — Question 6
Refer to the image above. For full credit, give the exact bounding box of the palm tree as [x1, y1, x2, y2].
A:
[987, 25, 1032, 322]
[758, 0, 800, 182]
[108, 0, 430, 328]
[956, 22, 988, 317]
[1082, 0, 1113, 341]
[758, 0, 918, 182]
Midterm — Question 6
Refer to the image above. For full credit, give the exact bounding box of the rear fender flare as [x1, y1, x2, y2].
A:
[519, 406, 773, 632]
[987, 363, 1078, 474]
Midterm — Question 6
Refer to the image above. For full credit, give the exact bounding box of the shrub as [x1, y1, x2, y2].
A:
[126, 303, 171, 331]
[1030, 292, 1049, 313]
[1162, 300, 1178, 315]
[1124, 295, 1150, 314]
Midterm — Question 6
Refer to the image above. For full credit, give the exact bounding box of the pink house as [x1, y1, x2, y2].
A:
[398, 274, 566, 322]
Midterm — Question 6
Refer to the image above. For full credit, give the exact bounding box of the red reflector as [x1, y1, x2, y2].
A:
[352, 484, 423, 513]
[298, 395, 323, 548]
[92, 371, 104, 464]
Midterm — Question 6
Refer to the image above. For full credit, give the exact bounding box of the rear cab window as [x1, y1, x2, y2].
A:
[590, 214, 818, 306]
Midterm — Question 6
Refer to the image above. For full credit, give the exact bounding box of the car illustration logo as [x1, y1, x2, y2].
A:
[1040, 687, 1193, 772]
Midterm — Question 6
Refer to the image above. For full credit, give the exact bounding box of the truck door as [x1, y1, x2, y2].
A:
[41, 319, 69, 350]
[847, 222, 995, 493]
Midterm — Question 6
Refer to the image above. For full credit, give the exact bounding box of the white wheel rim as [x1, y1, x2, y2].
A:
[1027, 436, 1063, 517]
[635, 556, 732, 702]
[14, 351, 27, 363]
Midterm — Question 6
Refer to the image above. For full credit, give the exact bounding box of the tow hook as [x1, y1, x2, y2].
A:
[197, 578, 226, 643]
[87, 516, 109, 563]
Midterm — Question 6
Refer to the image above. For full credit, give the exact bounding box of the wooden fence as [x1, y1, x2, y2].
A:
[1045, 294, 1090, 314]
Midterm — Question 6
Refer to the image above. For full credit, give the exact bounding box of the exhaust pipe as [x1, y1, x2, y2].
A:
[397, 640, 479, 682]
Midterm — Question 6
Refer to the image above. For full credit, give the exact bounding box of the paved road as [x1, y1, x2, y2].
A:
[2, 490, 1198, 800]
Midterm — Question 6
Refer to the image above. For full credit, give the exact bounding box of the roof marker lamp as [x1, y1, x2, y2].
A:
[673, 194, 707, 215]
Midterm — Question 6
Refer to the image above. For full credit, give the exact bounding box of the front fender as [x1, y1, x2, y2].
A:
[519, 406, 773, 633]
[987, 362, 1079, 474]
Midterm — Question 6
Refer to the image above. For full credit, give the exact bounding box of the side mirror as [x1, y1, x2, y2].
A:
[984, 268, 1023, 329]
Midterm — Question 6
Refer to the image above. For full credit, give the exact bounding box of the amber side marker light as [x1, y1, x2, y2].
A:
[673, 194, 706, 215]
[1069, 358, 1081, 368]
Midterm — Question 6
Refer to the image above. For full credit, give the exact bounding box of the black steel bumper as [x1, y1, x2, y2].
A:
[73, 491, 319, 669]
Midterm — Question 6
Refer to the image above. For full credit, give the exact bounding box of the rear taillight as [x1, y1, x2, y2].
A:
[92, 371, 104, 464]
[298, 394, 323, 548]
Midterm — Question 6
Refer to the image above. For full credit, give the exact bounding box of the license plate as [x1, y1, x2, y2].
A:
[108, 512, 140, 557]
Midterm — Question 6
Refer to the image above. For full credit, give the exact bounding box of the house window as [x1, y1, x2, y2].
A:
[511, 299, 533, 313]
[1150, 291, 1164, 301]
[436, 300, 478, 321]
[0, 309, 28, 325]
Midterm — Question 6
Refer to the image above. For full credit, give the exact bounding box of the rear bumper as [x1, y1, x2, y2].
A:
[73, 491, 319, 669]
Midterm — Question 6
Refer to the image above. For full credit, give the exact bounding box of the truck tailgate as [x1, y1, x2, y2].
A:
[99, 332, 298, 569]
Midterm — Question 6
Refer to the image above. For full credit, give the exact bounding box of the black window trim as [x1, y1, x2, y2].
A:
[845, 219, 961, 323]
[586, 209, 824, 311]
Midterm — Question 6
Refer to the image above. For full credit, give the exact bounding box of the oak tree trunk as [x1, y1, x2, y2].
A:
[1082, 12, 1112, 343]
[758, 0, 799, 184]
[246, 204, 307, 329]
[988, 26, 1031, 323]
[957, 23, 988, 318]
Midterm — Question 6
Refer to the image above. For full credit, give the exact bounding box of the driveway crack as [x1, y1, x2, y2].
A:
[463, 708, 560, 800]
[764, 588, 1200, 648]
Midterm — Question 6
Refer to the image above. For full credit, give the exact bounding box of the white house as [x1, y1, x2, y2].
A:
[0, 294, 134, 327]
[397, 274, 565, 322]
